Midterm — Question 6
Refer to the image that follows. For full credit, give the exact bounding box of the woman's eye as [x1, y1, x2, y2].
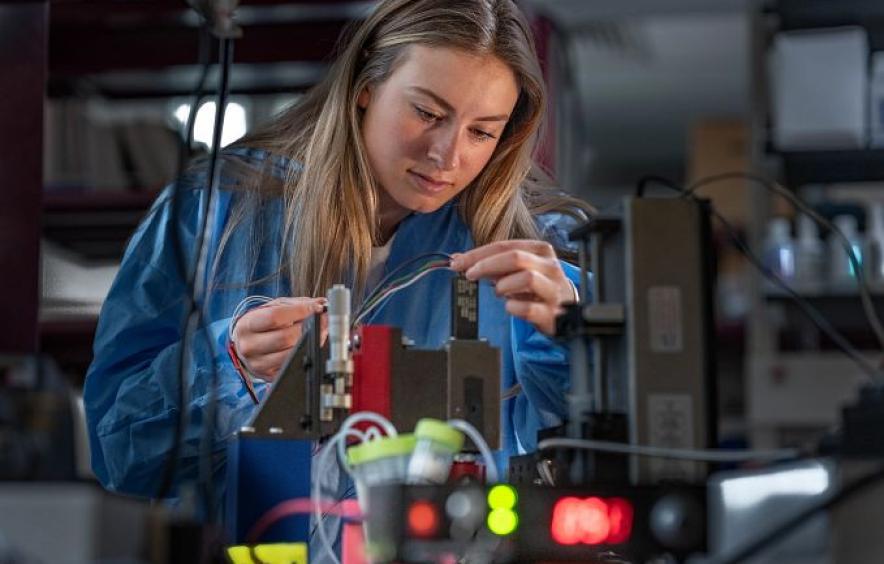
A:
[471, 128, 496, 141]
[414, 106, 440, 122]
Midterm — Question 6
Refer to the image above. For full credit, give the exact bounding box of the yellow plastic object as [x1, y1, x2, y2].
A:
[226, 542, 308, 564]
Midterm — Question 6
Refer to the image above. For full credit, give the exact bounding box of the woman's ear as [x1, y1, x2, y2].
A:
[357, 85, 372, 110]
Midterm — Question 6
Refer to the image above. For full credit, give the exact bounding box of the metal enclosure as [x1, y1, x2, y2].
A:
[624, 197, 716, 482]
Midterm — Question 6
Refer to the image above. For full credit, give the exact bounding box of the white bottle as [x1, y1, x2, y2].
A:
[794, 214, 825, 292]
[829, 214, 863, 288]
[762, 217, 796, 286]
[866, 202, 884, 285]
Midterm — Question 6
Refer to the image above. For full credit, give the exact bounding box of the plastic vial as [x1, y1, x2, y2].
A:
[347, 434, 415, 512]
[829, 214, 863, 287]
[406, 418, 464, 485]
[866, 202, 884, 284]
[763, 217, 796, 283]
[794, 214, 825, 291]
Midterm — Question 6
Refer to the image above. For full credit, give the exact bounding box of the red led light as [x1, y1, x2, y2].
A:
[550, 496, 634, 546]
[407, 500, 440, 538]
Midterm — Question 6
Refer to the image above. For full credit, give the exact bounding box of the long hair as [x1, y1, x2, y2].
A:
[226, 0, 589, 298]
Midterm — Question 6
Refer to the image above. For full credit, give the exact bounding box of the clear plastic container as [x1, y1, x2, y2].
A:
[829, 214, 863, 287]
[866, 203, 884, 284]
[763, 217, 796, 283]
[794, 215, 825, 291]
[406, 418, 464, 484]
[347, 434, 415, 512]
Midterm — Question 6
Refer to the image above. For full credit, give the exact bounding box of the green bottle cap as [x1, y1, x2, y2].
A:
[414, 418, 464, 452]
[347, 434, 416, 466]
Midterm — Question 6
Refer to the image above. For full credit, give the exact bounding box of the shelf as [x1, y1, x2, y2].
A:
[49, 1, 363, 76]
[50, 61, 327, 99]
[774, 149, 884, 187]
[43, 190, 160, 261]
[763, 283, 884, 299]
[774, 0, 884, 30]
[43, 190, 161, 213]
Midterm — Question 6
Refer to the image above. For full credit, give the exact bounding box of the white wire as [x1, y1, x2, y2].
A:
[312, 412, 398, 564]
[334, 412, 398, 475]
[353, 266, 453, 326]
[537, 459, 556, 486]
[447, 419, 500, 483]
[537, 437, 800, 463]
[227, 294, 275, 340]
[311, 428, 367, 564]
[313, 438, 344, 564]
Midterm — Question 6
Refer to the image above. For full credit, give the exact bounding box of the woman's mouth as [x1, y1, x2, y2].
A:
[408, 170, 452, 194]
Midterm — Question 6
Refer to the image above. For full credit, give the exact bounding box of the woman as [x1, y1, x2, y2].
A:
[84, 0, 590, 501]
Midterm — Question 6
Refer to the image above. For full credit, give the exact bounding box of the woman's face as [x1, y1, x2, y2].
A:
[358, 45, 520, 220]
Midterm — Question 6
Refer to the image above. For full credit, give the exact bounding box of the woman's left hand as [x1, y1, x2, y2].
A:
[450, 240, 576, 336]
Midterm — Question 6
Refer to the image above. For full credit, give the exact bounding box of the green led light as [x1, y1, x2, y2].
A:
[487, 508, 519, 536]
[487, 484, 517, 510]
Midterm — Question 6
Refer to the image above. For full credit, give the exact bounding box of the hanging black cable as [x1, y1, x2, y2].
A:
[635, 175, 884, 381]
[196, 35, 234, 522]
[155, 22, 213, 501]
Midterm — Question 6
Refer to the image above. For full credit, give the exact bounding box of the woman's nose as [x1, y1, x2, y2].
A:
[426, 125, 460, 171]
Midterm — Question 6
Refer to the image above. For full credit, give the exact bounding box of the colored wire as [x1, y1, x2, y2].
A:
[354, 260, 453, 327]
[537, 437, 799, 463]
[228, 295, 276, 341]
[355, 254, 451, 319]
[353, 253, 453, 324]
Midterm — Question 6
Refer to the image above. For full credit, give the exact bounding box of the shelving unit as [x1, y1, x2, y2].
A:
[26, 1, 368, 378]
[745, 0, 884, 448]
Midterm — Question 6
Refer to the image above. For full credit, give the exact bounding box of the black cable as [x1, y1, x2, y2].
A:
[197, 35, 234, 523]
[686, 171, 884, 357]
[156, 22, 213, 501]
[709, 464, 884, 564]
[636, 175, 884, 381]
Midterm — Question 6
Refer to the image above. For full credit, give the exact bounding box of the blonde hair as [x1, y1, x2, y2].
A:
[226, 0, 589, 297]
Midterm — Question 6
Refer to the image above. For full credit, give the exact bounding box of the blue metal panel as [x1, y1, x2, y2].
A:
[226, 435, 313, 544]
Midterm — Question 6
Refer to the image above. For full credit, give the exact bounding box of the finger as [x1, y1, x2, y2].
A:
[247, 349, 292, 381]
[236, 325, 303, 358]
[505, 299, 559, 336]
[242, 298, 325, 333]
[465, 250, 561, 283]
[319, 312, 329, 346]
[450, 240, 556, 272]
[494, 270, 560, 306]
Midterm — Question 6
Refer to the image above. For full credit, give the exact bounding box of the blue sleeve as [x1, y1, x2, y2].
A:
[509, 211, 586, 452]
[509, 261, 581, 452]
[83, 180, 267, 498]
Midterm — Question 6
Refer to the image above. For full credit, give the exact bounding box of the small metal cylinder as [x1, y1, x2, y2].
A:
[325, 284, 354, 375]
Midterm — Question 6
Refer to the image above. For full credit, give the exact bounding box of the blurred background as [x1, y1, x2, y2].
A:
[2, 0, 884, 550]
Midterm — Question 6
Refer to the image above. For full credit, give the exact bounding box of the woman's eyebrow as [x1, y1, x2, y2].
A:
[408, 86, 510, 122]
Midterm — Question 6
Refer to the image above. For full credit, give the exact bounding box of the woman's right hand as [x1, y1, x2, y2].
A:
[231, 297, 328, 381]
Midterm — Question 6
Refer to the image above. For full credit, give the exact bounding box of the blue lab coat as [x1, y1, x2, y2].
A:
[83, 147, 581, 498]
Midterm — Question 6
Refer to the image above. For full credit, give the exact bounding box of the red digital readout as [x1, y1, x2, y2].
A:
[550, 496, 634, 546]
